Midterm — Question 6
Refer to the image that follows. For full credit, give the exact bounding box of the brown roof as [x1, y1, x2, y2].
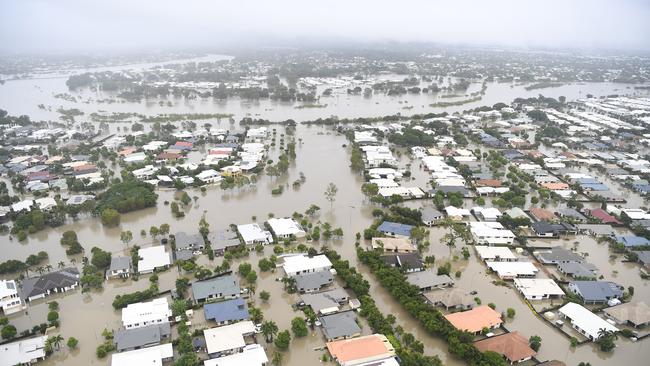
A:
[326, 334, 395, 364]
[541, 182, 569, 190]
[529, 207, 555, 221]
[474, 331, 536, 363]
[444, 305, 502, 333]
[476, 179, 502, 188]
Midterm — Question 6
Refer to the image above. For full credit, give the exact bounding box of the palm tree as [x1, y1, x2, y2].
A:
[57, 261, 66, 269]
[45, 264, 53, 272]
[52, 335, 64, 351]
[261, 321, 278, 343]
[36, 266, 45, 275]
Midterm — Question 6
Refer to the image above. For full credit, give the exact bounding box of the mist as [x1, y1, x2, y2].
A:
[1, 0, 649, 54]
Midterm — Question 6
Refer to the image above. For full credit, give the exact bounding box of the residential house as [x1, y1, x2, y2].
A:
[614, 235, 650, 249]
[584, 208, 623, 225]
[203, 344, 268, 366]
[603, 301, 650, 328]
[237, 223, 273, 245]
[406, 271, 454, 291]
[371, 237, 416, 253]
[531, 221, 577, 237]
[424, 288, 474, 310]
[207, 229, 242, 256]
[191, 275, 240, 304]
[469, 222, 516, 245]
[421, 207, 443, 226]
[174, 232, 206, 253]
[558, 262, 598, 279]
[380, 253, 424, 272]
[529, 207, 555, 222]
[534, 247, 584, 265]
[475, 246, 517, 262]
[0, 336, 48, 366]
[376, 221, 414, 238]
[20, 268, 79, 302]
[0, 280, 24, 314]
[474, 331, 536, 364]
[106, 256, 132, 279]
[558, 302, 618, 341]
[114, 323, 170, 352]
[486, 261, 538, 279]
[121, 298, 171, 330]
[513, 278, 564, 300]
[294, 270, 334, 293]
[282, 254, 332, 277]
[568, 281, 623, 304]
[444, 306, 503, 334]
[326, 334, 396, 366]
[320, 311, 362, 341]
[203, 321, 257, 357]
[267, 217, 306, 239]
[110, 343, 173, 366]
[204, 298, 249, 325]
[472, 207, 502, 222]
[300, 288, 349, 315]
[138, 246, 172, 274]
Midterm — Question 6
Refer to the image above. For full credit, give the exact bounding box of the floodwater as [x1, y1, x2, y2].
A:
[1, 54, 649, 123]
[1, 55, 649, 365]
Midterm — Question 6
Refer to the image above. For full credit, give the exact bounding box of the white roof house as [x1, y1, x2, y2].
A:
[35, 197, 57, 211]
[203, 344, 268, 366]
[474, 246, 517, 262]
[137, 246, 171, 274]
[237, 223, 273, 245]
[558, 302, 618, 341]
[204, 321, 256, 356]
[469, 222, 516, 245]
[369, 178, 399, 189]
[0, 279, 24, 314]
[267, 218, 306, 239]
[471, 207, 502, 222]
[513, 278, 565, 300]
[121, 297, 171, 329]
[197, 169, 222, 184]
[485, 261, 538, 279]
[0, 335, 47, 366]
[111, 343, 173, 366]
[445, 206, 471, 219]
[11, 199, 33, 212]
[283, 254, 332, 277]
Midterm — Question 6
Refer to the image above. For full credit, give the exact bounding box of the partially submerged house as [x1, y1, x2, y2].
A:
[121, 298, 171, 330]
[320, 310, 362, 341]
[406, 271, 454, 291]
[236, 223, 273, 245]
[376, 221, 414, 238]
[558, 302, 618, 341]
[603, 301, 650, 328]
[424, 288, 474, 310]
[0, 280, 24, 314]
[191, 275, 241, 304]
[444, 305, 503, 334]
[469, 222, 515, 245]
[486, 261, 538, 279]
[513, 278, 564, 300]
[114, 323, 171, 352]
[326, 334, 396, 366]
[282, 254, 332, 277]
[203, 344, 268, 366]
[380, 253, 424, 272]
[137, 246, 172, 274]
[0, 336, 48, 366]
[110, 343, 173, 366]
[294, 270, 334, 293]
[106, 256, 132, 279]
[20, 268, 80, 302]
[300, 288, 349, 315]
[204, 298, 249, 325]
[371, 237, 416, 253]
[474, 331, 536, 364]
[203, 321, 257, 357]
[568, 281, 623, 304]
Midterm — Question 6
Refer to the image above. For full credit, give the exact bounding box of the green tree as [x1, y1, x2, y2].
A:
[260, 291, 270, 302]
[101, 208, 120, 226]
[67, 337, 79, 349]
[1, 324, 17, 339]
[261, 321, 279, 342]
[529, 335, 541, 351]
[120, 230, 133, 247]
[324, 182, 338, 208]
[291, 317, 308, 337]
[595, 329, 617, 352]
[506, 308, 515, 318]
[274, 330, 291, 350]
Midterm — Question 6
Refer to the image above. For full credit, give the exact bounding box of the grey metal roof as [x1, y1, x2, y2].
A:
[21, 268, 79, 300]
[114, 323, 170, 351]
[295, 271, 333, 291]
[320, 311, 361, 340]
[301, 288, 349, 313]
[191, 275, 240, 301]
[207, 229, 241, 251]
[406, 271, 453, 290]
[570, 281, 623, 302]
[558, 262, 597, 278]
[421, 207, 443, 223]
[535, 247, 583, 264]
[174, 232, 205, 251]
[108, 256, 131, 272]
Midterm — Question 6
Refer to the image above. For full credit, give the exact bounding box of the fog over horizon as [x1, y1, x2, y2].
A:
[1, 0, 650, 55]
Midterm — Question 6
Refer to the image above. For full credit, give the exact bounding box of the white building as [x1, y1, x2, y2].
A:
[122, 298, 171, 329]
[203, 344, 268, 366]
[474, 246, 517, 262]
[485, 261, 538, 279]
[283, 254, 332, 277]
[267, 218, 306, 239]
[237, 223, 273, 245]
[138, 246, 171, 274]
[558, 302, 618, 341]
[204, 321, 257, 357]
[469, 222, 516, 245]
[0, 280, 24, 314]
[513, 278, 565, 300]
[471, 207, 502, 222]
[0, 336, 47, 366]
[197, 169, 223, 184]
[111, 343, 173, 366]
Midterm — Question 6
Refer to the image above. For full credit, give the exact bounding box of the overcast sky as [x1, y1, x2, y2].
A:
[1, 0, 649, 54]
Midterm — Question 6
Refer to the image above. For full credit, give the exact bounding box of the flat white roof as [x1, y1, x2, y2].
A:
[138, 246, 171, 273]
[203, 344, 268, 366]
[283, 254, 332, 275]
[267, 218, 305, 237]
[121, 298, 171, 327]
[0, 336, 46, 366]
[559, 302, 618, 339]
[514, 278, 564, 298]
[474, 246, 516, 261]
[237, 223, 271, 243]
[111, 343, 173, 366]
[204, 321, 256, 354]
[486, 261, 538, 277]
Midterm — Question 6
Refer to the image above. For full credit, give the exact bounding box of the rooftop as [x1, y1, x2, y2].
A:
[326, 334, 396, 366]
[474, 331, 536, 363]
[444, 305, 502, 333]
[204, 298, 249, 323]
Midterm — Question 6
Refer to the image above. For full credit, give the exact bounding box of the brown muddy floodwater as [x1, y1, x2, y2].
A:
[1, 129, 649, 364]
